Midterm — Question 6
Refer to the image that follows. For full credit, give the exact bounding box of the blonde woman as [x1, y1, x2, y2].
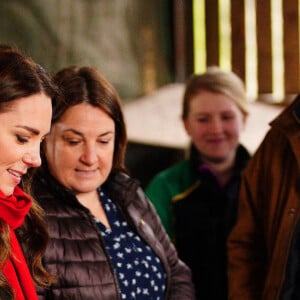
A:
[146, 66, 250, 300]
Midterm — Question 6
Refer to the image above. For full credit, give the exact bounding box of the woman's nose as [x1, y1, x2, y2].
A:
[209, 118, 222, 133]
[80, 145, 97, 164]
[23, 151, 42, 167]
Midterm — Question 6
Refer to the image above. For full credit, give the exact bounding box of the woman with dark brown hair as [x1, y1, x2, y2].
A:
[0, 45, 56, 299]
[30, 66, 195, 299]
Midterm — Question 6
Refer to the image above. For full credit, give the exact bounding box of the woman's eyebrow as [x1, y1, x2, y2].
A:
[16, 125, 40, 135]
[63, 129, 114, 137]
[99, 130, 114, 137]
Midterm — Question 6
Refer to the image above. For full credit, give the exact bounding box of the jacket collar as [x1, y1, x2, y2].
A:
[293, 101, 300, 124]
[269, 94, 300, 170]
[270, 94, 300, 133]
[33, 164, 140, 210]
[189, 143, 250, 175]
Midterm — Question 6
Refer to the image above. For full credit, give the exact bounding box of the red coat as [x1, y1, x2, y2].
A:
[0, 186, 38, 300]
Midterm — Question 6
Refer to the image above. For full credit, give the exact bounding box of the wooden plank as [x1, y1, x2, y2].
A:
[205, 0, 219, 66]
[256, 0, 272, 95]
[173, 0, 194, 81]
[173, 0, 187, 82]
[231, 0, 246, 82]
[283, 0, 300, 97]
[185, 0, 194, 76]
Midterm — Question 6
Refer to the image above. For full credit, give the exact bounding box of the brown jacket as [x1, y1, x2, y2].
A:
[227, 95, 300, 300]
[32, 169, 195, 299]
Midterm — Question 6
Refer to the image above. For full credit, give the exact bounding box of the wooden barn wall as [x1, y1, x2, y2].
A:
[189, 0, 300, 103]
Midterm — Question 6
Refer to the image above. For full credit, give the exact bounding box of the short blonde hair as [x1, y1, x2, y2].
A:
[182, 66, 248, 119]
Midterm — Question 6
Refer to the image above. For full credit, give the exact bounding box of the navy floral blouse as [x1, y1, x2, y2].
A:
[95, 188, 167, 299]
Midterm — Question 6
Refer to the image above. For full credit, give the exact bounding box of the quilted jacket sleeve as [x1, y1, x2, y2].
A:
[128, 186, 196, 300]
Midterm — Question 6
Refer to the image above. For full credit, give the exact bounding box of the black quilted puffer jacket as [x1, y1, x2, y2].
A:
[31, 167, 195, 300]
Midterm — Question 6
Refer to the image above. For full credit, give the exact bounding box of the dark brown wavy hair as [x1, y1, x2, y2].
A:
[51, 66, 128, 175]
[0, 45, 57, 298]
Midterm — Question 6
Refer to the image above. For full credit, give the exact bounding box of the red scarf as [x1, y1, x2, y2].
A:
[0, 186, 38, 300]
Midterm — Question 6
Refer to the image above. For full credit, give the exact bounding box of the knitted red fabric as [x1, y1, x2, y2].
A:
[0, 186, 38, 300]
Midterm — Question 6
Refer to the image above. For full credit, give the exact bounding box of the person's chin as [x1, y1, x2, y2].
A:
[205, 154, 228, 163]
[74, 183, 100, 193]
[1, 185, 15, 197]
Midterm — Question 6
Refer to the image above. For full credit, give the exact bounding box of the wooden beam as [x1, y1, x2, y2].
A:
[256, 0, 272, 95]
[205, 0, 219, 66]
[283, 0, 300, 98]
[231, 0, 246, 82]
